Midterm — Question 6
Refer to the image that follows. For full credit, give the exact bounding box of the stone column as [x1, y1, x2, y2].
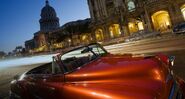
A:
[94, 0, 100, 19]
[122, 16, 130, 37]
[87, 0, 95, 20]
[170, 3, 184, 26]
[140, 14, 146, 30]
[98, 0, 106, 18]
[102, 0, 108, 17]
[102, 26, 110, 40]
[144, 5, 153, 32]
[101, 0, 107, 17]
[123, 24, 130, 37]
[91, 29, 97, 43]
[119, 7, 125, 37]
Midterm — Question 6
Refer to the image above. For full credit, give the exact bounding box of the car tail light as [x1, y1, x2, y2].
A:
[156, 54, 175, 67]
[168, 56, 175, 67]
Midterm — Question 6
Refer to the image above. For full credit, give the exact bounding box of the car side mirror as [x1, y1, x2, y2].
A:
[13, 75, 20, 80]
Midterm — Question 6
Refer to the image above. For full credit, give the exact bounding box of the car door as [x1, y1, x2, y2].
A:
[26, 74, 65, 99]
[26, 74, 45, 99]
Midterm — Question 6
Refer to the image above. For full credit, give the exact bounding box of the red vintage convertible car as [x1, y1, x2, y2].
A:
[10, 43, 185, 99]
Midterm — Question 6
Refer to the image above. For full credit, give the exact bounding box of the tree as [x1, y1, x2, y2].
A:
[0, 51, 6, 58]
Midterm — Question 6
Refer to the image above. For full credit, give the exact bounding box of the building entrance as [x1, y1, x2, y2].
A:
[151, 11, 172, 33]
[109, 24, 121, 38]
[181, 4, 185, 20]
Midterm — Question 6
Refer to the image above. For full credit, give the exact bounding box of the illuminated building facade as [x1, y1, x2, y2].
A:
[39, 0, 60, 32]
[25, 0, 60, 52]
[87, 0, 185, 41]
[25, 0, 185, 53]
[25, 39, 35, 52]
[49, 19, 92, 50]
[25, 0, 92, 52]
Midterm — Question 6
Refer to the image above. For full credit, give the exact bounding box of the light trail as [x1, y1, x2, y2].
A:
[0, 35, 185, 69]
[0, 54, 56, 69]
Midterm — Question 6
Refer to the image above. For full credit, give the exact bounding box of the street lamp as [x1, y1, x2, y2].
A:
[68, 39, 71, 43]
[68, 39, 71, 47]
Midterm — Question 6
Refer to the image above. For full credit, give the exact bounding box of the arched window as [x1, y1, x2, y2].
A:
[109, 24, 121, 38]
[127, 0, 135, 12]
[181, 4, 185, 20]
[95, 29, 104, 41]
[151, 10, 172, 33]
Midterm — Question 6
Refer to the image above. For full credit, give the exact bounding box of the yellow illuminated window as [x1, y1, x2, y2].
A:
[95, 29, 104, 41]
[138, 22, 144, 30]
[109, 24, 121, 38]
[181, 5, 185, 20]
[151, 11, 172, 33]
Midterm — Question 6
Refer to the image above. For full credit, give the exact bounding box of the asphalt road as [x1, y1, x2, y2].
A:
[0, 35, 185, 99]
[0, 63, 45, 99]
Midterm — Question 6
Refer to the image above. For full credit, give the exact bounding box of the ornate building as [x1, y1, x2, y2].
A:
[25, 39, 35, 51]
[50, 19, 92, 50]
[39, 0, 60, 32]
[87, 0, 185, 41]
[26, 0, 185, 53]
[25, 0, 92, 53]
[25, 0, 60, 52]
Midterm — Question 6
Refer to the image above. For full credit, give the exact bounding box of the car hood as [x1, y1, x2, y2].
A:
[62, 54, 172, 99]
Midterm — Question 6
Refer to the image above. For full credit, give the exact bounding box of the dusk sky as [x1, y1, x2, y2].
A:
[0, 0, 90, 53]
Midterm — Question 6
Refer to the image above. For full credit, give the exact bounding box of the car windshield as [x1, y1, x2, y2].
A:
[54, 44, 107, 74]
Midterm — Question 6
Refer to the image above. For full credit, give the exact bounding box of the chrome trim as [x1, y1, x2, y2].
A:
[169, 82, 176, 99]
[168, 81, 183, 99]
[166, 74, 173, 84]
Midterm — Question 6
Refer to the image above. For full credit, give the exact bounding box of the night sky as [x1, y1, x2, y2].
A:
[0, 0, 90, 53]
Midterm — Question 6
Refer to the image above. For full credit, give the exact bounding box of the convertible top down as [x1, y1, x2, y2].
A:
[10, 43, 185, 99]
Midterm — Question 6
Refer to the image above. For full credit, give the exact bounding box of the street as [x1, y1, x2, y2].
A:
[1, 0, 185, 98]
[0, 64, 43, 99]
